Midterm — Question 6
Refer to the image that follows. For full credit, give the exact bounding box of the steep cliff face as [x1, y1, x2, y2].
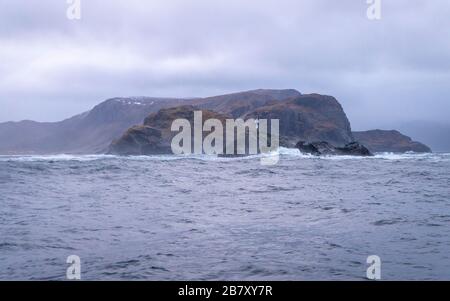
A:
[243, 94, 354, 147]
[353, 130, 432, 153]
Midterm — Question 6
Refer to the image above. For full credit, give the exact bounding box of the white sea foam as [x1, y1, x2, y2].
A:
[279, 148, 450, 162]
[0, 154, 117, 162]
[0, 149, 448, 163]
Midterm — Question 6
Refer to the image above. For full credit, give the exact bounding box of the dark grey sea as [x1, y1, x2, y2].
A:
[1, 150, 449, 280]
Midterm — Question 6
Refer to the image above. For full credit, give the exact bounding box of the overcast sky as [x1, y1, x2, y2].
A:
[0, 0, 449, 130]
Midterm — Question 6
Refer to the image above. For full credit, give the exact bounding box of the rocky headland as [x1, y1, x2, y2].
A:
[0, 89, 432, 156]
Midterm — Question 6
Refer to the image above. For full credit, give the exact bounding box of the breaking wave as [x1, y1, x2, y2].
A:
[0, 149, 448, 163]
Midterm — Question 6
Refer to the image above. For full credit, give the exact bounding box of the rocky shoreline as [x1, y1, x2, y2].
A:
[296, 141, 373, 157]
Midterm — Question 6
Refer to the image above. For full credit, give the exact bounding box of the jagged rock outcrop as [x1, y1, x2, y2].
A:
[296, 141, 373, 156]
[353, 130, 432, 153]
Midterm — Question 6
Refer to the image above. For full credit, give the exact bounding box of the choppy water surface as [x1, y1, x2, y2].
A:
[0, 151, 449, 280]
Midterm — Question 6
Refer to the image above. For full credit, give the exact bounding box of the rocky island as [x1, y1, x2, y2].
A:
[0, 89, 432, 156]
[353, 130, 432, 153]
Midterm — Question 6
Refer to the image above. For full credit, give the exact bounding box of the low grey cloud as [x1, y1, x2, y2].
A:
[0, 0, 449, 133]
